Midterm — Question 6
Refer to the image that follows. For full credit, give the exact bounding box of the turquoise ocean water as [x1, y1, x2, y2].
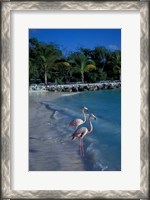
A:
[29, 89, 121, 171]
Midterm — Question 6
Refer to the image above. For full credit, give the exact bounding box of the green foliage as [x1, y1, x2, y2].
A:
[29, 38, 121, 84]
[29, 38, 62, 84]
[105, 50, 121, 80]
[67, 53, 96, 83]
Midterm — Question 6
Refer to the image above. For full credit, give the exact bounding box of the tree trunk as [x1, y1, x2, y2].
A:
[102, 63, 105, 71]
[81, 71, 84, 83]
[44, 65, 47, 85]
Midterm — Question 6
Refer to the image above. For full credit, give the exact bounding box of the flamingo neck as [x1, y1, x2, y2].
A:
[82, 110, 86, 123]
[88, 116, 93, 133]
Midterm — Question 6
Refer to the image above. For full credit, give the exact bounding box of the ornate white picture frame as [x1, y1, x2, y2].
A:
[1, 1, 149, 199]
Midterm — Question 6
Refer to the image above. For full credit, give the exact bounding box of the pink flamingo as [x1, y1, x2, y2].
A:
[69, 107, 88, 129]
[72, 113, 96, 156]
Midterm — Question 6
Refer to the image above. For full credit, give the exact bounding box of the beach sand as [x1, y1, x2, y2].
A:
[29, 91, 84, 171]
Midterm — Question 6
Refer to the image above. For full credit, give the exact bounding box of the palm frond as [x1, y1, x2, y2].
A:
[84, 64, 96, 72]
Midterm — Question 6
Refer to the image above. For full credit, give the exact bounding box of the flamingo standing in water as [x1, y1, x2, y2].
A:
[72, 113, 96, 156]
[69, 107, 88, 129]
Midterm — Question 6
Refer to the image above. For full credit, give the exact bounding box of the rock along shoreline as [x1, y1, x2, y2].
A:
[29, 81, 121, 92]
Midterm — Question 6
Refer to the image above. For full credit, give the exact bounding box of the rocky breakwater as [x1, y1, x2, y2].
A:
[29, 81, 121, 92]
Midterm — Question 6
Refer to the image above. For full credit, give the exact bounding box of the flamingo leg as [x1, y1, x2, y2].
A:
[79, 138, 84, 157]
[81, 138, 84, 157]
[79, 138, 83, 156]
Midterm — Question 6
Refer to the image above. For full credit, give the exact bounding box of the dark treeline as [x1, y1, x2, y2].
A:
[29, 38, 121, 85]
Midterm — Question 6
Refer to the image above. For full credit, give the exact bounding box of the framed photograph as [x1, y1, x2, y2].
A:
[1, 0, 149, 199]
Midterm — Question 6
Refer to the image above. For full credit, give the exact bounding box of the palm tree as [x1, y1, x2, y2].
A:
[110, 51, 121, 80]
[69, 53, 96, 83]
[39, 43, 62, 84]
[94, 46, 110, 71]
[54, 58, 71, 84]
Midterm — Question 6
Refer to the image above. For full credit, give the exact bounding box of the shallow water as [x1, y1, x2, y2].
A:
[29, 89, 121, 171]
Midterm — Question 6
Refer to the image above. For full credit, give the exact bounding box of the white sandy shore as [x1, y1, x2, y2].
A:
[29, 90, 79, 97]
[29, 91, 84, 171]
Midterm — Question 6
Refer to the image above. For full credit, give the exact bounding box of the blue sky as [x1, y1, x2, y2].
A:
[29, 29, 121, 55]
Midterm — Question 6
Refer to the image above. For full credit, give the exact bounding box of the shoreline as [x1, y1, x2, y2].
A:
[29, 91, 85, 170]
[29, 90, 79, 101]
[29, 81, 121, 92]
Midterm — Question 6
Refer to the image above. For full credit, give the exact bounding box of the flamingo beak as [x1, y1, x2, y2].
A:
[83, 107, 88, 112]
[86, 108, 89, 113]
[92, 115, 96, 120]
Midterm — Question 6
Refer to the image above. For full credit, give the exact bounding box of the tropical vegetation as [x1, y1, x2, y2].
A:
[29, 38, 121, 84]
